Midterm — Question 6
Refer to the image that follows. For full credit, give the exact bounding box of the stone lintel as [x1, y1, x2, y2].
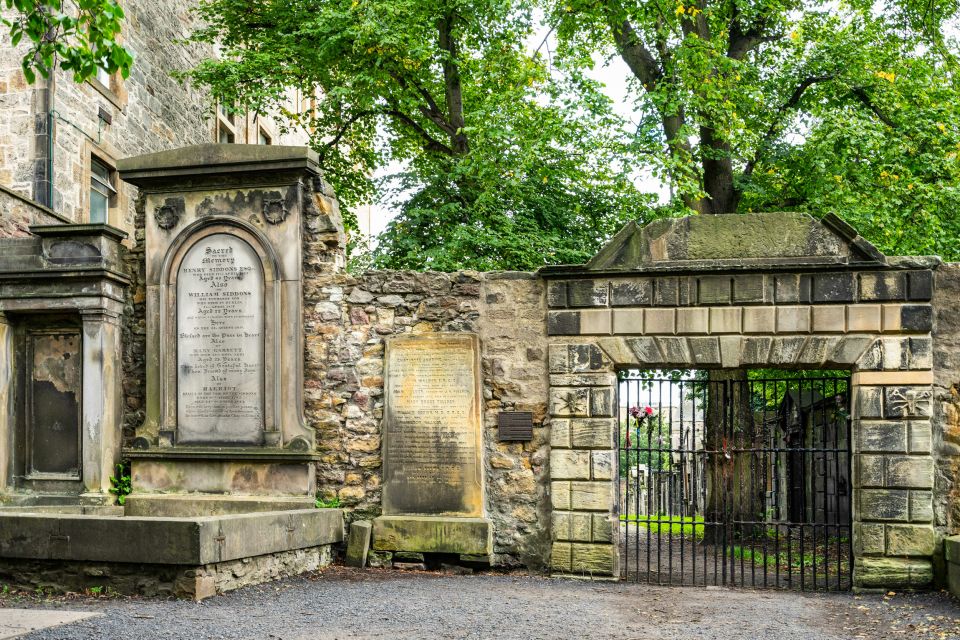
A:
[372, 515, 492, 556]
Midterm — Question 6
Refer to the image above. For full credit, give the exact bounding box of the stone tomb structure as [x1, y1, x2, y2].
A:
[0, 146, 344, 599]
[0, 224, 128, 509]
[372, 334, 492, 558]
[118, 145, 325, 516]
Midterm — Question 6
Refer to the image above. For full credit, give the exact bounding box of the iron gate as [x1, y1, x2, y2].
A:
[617, 372, 852, 591]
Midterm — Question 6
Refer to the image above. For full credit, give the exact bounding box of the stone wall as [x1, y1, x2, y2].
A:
[0, 185, 70, 237]
[0, 544, 334, 599]
[932, 264, 960, 572]
[302, 266, 551, 568]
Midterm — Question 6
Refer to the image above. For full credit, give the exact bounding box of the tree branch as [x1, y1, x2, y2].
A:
[608, 18, 662, 88]
[743, 74, 835, 178]
[726, 5, 779, 60]
[437, 12, 468, 154]
[384, 108, 456, 155]
[850, 86, 897, 128]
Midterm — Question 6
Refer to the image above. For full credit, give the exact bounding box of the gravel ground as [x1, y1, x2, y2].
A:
[3, 566, 959, 640]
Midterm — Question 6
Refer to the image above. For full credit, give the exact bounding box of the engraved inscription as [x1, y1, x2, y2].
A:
[176, 233, 264, 444]
[383, 335, 482, 516]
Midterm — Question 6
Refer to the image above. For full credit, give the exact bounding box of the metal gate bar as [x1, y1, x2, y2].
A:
[617, 373, 852, 591]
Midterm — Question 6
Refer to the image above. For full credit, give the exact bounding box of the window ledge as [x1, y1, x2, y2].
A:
[87, 78, 124, 111]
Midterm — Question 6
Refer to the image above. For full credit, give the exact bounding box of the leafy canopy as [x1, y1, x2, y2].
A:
[3, 0, 132, 83]
[187, 0, 652, 270]
[546, 0, 960, 260]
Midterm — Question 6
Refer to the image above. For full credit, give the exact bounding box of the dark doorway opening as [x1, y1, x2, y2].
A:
[617, 370, 852, 591]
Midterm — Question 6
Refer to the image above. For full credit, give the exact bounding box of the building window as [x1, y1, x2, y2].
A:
[95, 64, 111, 89]
[216, 101, 237, 144]
[258, 128, 272, 145]
[89, 157, 115, 224]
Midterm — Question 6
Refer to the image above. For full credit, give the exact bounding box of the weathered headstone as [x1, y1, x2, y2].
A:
[373, 333, 491, 557]
[382, 334, 483, 516]
[117, 145, 344, 516]
[176, 233, 264, 444]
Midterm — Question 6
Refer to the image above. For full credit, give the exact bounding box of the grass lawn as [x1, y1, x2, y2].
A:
[620, 514, 705, 539]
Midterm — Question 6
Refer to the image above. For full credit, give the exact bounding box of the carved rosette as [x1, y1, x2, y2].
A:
[154, 197, 185, 230]
[263, 199, 288, 225]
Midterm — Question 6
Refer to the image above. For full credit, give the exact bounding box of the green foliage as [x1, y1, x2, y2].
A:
[108, 461, 131, 506]
[315, 495, 341, 509]
[547, 0, 960, 241]
[2, 0, 133, 84]
[619, 414, 672, 476]
[186, 0, 651, 270]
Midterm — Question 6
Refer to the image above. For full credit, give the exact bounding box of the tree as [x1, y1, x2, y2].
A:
[547, 0, 960, 220]
[187, 0, 651, 270]
[2, 0, 132, 84]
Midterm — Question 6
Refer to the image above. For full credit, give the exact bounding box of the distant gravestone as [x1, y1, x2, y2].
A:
[373, 333, 491, 557]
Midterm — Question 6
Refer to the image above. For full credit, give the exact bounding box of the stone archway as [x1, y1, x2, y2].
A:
[544, 213, 936, 590]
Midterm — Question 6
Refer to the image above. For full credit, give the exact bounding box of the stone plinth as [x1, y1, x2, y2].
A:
[0, 509, 344, 599]
[373, 515, 491, 556]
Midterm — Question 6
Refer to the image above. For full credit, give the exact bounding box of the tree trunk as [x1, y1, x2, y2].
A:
[699, 125, 739, 213]
[703, 369, 748, 545]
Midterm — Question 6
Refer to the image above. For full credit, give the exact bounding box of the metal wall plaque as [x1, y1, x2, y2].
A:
[498, 412, 533, 441]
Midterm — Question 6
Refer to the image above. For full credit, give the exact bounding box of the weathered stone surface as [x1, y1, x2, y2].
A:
[0, 544, 333, 600]
[855, 557, 933, 589]
[812, 273, 857, 303]
[570, 543, 615, 575]
[382, 334, 483, 517]
[567, 280, 608, 307]
[0, 509, 343, 565]
[610, 280, 652, 307]
[569, 481, 611, 511]
[345, 520, 372, 567]
[569, 419, 614, 449]
[372, 516, 492, 556]
[884, 524, 935, 556]
[860, 489, 909, 521]
[548, 311, 580, 335]
[550, 450, 591, 480]
[900, 305, 933, 331]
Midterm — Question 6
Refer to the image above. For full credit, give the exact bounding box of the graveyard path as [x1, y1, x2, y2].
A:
[7, 565, 959, 640]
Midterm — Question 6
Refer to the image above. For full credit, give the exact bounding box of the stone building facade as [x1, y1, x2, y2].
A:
[0, 1, 309, 238]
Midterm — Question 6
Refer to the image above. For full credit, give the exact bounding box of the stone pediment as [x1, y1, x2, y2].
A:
[583, 212, 886, 272]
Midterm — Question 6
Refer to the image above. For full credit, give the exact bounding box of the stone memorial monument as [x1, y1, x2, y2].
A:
[117, 144, 339, 516]
[373, 334, 492, 558]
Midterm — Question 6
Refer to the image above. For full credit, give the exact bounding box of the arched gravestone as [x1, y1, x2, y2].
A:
[176, 234, 264, 444]
[117, 144, 345, 516]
